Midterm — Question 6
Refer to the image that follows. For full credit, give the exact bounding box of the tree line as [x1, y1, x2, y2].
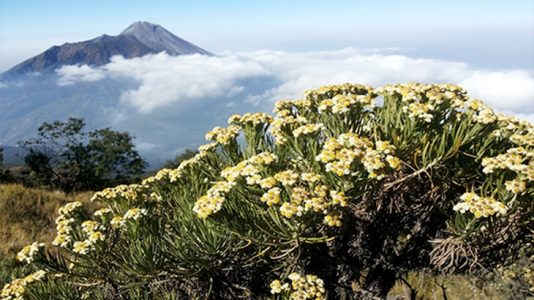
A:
[1, 118, 149, 192]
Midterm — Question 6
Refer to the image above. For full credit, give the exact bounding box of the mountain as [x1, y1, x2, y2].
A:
[0, 21, 211, 80]
[121, 21, 212, 56]
[0, 22, 226, 167]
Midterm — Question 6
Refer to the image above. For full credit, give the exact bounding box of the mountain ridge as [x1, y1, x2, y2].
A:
[120, 21, 212, 56]
[0, 21, 212, 80]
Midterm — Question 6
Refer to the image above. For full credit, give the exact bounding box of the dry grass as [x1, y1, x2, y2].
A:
[0, 184, 94, 286]
[388, 271, 516, 300]
[0, 184, 94, 255]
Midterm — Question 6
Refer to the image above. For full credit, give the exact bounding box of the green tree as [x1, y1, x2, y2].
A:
[0, 147, 4, 181]
[4, 84, 533, 299]
[0, 147, 12, 182]
[86, 128, 147, 187]
[18, 118, 146, 191]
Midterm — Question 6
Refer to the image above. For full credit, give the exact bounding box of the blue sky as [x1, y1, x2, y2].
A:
[0, 0, 533, 71]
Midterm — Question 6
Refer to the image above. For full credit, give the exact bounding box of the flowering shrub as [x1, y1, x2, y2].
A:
[2, 83, 532, 299]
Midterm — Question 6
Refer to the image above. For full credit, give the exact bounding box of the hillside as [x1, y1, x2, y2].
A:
[0, 184, 95, 255]
[0, 184, 96, 288]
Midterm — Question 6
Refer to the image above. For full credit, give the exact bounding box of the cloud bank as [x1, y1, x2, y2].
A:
[57, 64, 106, 85]
[56, 49, 534, 121]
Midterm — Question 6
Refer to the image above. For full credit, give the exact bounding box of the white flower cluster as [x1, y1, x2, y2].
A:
[270, 273, 326, 299]
[259, 169, 347, 226]
[271, 84, 376, 145]
[52, 201, 82, 248]
[16, 242, 45, 264]
[453, 192, 507, 218]
[378, 83, 469, 123]
[123, 208, 148, 220]
[271, 114, 309, 145]
[72, 207, 148, 255]
[205, 125, 241, 145]
[90, 183, 156, 203]
[147, 142, 219, 184]
[305, 83, 375, 104]
[228, 112, 273, 126]
[110, 207, 149, 228]
[194, 152, 278, 218]
[193, 181, 235, 219]
[456, 124, 532, 221]
[71, 220, 107, 255]
[292, 123, 325, 138]
[57, 201, 82, 215]
[317, 93, 376, 114]
[94, 207, 112, 217]
[481, 132, 533, 194]
[1, 270, 47, 300]
[465, 99, 498, 124]
[316, 132, 401, 179]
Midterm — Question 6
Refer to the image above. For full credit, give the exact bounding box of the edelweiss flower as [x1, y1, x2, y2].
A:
[124, 208, 148, 220]
[261, 188, 282, 206]
[505, 179, 526, 194]
[16, 242, 45, 264]
[73, 241, 92, 255]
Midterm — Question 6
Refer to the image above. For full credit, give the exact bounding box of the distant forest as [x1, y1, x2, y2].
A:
[0, 117, 190, 192]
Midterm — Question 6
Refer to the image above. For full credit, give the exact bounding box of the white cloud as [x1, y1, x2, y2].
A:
[56, 64, 106, 85]
[460, 70, 534, 112]
[56, 48, 534, 119]
[75, 53, 267, 113]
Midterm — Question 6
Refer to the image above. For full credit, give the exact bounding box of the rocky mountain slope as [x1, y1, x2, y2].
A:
[0, 21, 211, 80]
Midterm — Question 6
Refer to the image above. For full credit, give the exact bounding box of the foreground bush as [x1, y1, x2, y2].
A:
[2, 83, 532, 299]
